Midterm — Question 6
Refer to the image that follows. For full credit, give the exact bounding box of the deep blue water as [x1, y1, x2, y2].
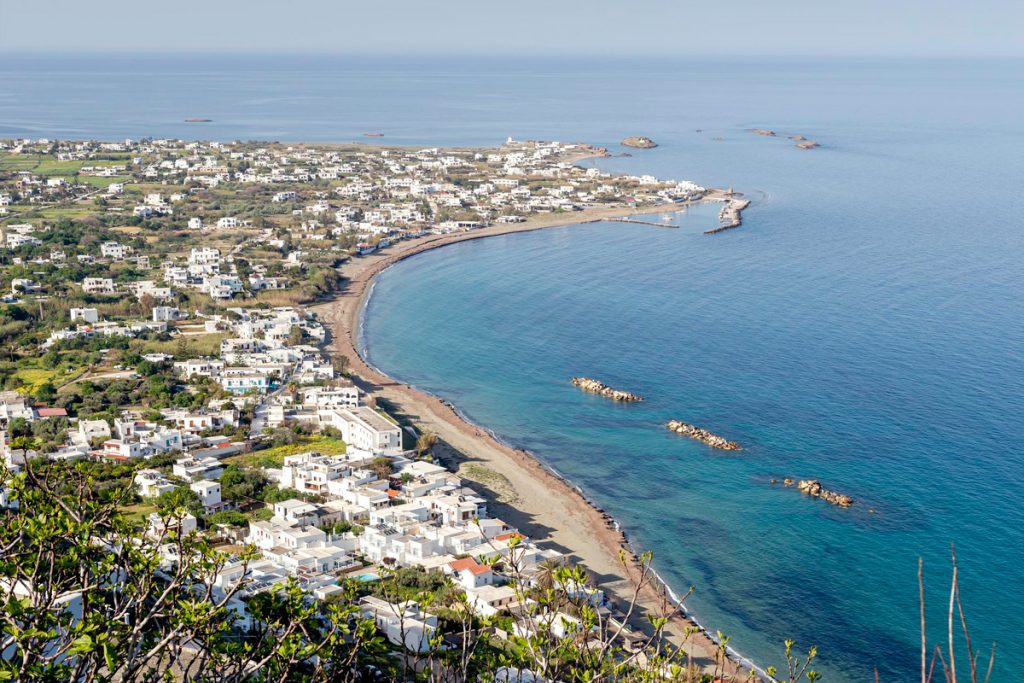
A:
[4, 54, 1023, 681]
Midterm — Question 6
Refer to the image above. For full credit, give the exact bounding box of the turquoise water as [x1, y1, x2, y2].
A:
[4, 55, 1023, 681]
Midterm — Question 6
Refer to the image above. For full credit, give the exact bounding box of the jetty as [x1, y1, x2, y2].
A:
[665, 420, 741, 450]
[571, 377, 643, 402]
[704, 198, 751, 234]
[609, 217, 678, 228]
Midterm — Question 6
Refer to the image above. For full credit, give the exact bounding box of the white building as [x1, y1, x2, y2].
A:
[148, 512, 198, 538]
[219, 368, 270, 394]
[246, 518, 327, 551]
[70, 308, 99, 324]
[134, 469, 177, 498]
[100, 241, 130, 260]
[82, 278, 115, 295]
[174, 358, 225, 378]
[360, 597, 439, 653]
[173, 455, 224, 482]
[152, 306, 181, 322]
[189, 247, 221, 265]
[303, 385, 360, 410]
[447, 557, 495, 591]
[190, 480, 223, 513]
[323, 407, 401, 454]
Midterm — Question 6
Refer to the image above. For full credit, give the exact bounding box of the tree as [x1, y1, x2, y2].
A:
[41, 349, 61, 369]
[34, 381, 57, 405]
[8, 416, 31, 439]
[138, 292, 155, 318]
[156, 485, 204, 519]
[219, 464, 268, 502]
[206, 510, 249, 527]
[135, 359, 159, 376]
[269, 427, 298, 447]
[331, 354, 350, 376]
[30, 417, 69, 452]
[415, 429, 438, 456]
[0, 461, 387, 682]
[370, 456, 393, 481]
[262, 487, 304, 504]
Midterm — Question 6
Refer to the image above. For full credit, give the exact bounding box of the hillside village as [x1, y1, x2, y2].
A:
[0, 137, 713, 669]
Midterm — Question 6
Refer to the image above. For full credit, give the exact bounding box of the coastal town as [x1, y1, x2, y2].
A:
[0, 136, 759, 680]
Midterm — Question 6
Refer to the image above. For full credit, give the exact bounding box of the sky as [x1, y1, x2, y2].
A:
[1, 0, 1021, 58]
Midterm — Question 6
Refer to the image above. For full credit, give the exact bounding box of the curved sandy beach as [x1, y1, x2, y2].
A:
[312, 198, 752, 677]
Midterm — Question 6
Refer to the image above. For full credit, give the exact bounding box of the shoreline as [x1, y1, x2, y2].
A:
[311, 198, 761, 678]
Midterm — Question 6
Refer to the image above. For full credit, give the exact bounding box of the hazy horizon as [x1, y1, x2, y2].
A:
[1, 0, 1021, 58]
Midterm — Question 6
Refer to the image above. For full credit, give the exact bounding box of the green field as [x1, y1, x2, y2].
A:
[30, 206, 101, 220]
[14, 368, 60, 391]
[224, 436, 348, 468]
[0, 153, 125, 176]
[119, 503, 158, 527]
[69, 174, 131, 188]
[133, 332, 229, 358]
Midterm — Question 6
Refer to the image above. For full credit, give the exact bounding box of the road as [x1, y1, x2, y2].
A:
[246, 359, 300, 439]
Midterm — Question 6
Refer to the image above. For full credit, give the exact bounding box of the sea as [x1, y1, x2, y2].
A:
[2, 54, 1023, 682]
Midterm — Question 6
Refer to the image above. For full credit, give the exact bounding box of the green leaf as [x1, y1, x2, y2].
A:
[69, 634, 95, 655]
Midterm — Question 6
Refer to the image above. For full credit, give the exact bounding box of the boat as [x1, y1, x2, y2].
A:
[363, 132, 384, 137]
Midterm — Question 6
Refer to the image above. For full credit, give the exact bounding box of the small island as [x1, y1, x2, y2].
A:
[571, 377, 644, 402]
[621, 136, 657, 149]
[751, 129, 776, 137]
[184, 118, 212, 123]
[665, 420, 741, 450]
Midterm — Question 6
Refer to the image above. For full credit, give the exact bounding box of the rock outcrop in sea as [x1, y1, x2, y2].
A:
[621, 136, 658, 149]
[778, 478, 854, 507]
[665, 420, 741, 450]
[751, 129, 776, 136]
[571, 377, 643, 402]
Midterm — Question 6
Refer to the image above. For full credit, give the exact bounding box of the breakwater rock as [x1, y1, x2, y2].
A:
[622, 136, 658, 149]
[665, 420, 741, 450]
[571, 377, 643, 402]
[781, 479, 854, 507]
[704, 198, 751, 235]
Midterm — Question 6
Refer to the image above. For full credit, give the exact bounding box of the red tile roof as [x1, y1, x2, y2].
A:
[36, 407, 68, 417]
[449, 557, 492, 575]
